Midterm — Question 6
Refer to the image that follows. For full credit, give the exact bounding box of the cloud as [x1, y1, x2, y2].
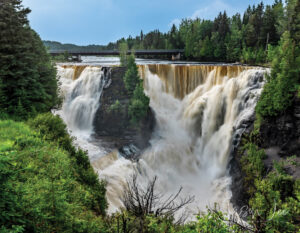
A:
[168, 18, 181, 28]
[191, 0, 235, 19]
[168, 0, 239, 26]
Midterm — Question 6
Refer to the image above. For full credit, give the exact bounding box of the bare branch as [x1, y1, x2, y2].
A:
[121, 174, 194, 221]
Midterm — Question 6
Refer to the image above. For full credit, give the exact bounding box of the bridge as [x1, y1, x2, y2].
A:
[49, 49, 184, 61]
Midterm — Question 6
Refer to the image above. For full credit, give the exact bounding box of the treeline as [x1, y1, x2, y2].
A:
[45, 0, 297, 64]
[44, 40, 107, 52]
[108, 0, 292, 64]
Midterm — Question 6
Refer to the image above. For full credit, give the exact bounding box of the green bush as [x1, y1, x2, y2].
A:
[28, 113, 107, 215]
[128, 82, 150, 124]
[108, 100, 122, 113]
[240, 143, 266, 197]
[123, 55, 140, 95]
[0, 119, 107, 232]
[239, 137, 299, 232]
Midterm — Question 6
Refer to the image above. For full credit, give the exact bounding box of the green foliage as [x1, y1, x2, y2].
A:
[119, 42, 129, 67]
[0, 1, 58, 120]
[129, 82, 150, 121]
[106, 212, 177, 233]
[28, 113, 107, 216]
[123, 54, 140, 95]
[256, 31, 300, 117]
[108, 99, 122, 113]
[240, 143, 266, 197]
[105, 208, 245, 233]
[0, 119, 107, 232]
[248, 168, 299, 233]
[51, 51, 71, 62]
[123, 55, 150, 124]
[239, 132, 300, 232]
[44, 40, 106, 52]
[266, 44, 279, 62]
[188, 210, 233, 233]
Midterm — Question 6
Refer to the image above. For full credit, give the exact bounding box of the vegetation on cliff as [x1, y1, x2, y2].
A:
[257, 31, 300, 117]
[235, 1, 300, 232]
[122, 53, 150, 124]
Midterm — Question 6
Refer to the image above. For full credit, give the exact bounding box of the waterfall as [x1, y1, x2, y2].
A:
[137, 65, 266, 217]
[56, 63, 267, 218]
[55, 65, 109, 159]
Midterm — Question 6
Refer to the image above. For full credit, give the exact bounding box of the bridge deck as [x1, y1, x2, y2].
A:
[50, 49, 184, 56]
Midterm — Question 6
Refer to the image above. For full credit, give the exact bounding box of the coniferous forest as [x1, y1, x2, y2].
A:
[0, 0, 300, 232]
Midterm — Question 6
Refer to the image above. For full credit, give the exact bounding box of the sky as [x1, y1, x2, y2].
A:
[22, 0, 274, 46]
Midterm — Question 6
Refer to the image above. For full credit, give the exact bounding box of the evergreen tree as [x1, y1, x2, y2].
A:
[119, 42, 129, 66]
[123, 54, 140, 95]
[226, 14, 243, 61]
[0, 0, 57, 119]
[290, 0, 300, 43]
[257, 31, 300, 116]
[260, 5, 278, 46]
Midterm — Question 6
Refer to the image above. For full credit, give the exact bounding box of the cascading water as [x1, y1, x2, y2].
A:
[56, 63, 267, 219]
[138, 65, 266, 217]
[55, 65, 109, 159]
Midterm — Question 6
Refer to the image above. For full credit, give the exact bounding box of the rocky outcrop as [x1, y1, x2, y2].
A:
[93, 67, 155, 160]
[229, 96, 300, 214]
[260, 97, 300, 158]
[229, 115, 256, 215]
[259, 97, 300, 179]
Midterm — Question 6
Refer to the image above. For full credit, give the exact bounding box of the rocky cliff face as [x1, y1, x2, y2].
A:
[93, 67, 155, 160]
[229, 96, 300, 213]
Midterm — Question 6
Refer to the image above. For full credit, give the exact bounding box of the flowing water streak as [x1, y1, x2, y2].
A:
[55, 65, 108, 160]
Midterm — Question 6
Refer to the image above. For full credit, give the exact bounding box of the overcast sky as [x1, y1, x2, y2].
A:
[22, 0, 274, 45]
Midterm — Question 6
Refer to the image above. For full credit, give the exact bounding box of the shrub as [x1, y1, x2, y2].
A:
[240, 143, 266, 197]
[108, 100, 122, 113]
[0, 119, 107, 232]
[28, 113, 107, 215]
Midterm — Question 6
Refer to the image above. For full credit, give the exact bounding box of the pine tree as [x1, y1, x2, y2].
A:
[290, 0, 300, 43]
[0, 0, 57, 119]
[257, 31, 299, 116]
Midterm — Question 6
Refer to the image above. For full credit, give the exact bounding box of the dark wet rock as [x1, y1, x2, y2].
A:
[119, 144, 141, 161]
[93, 67, 155, 156]
[229, 114, 255, 217]
[259, 97, 300, 158]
